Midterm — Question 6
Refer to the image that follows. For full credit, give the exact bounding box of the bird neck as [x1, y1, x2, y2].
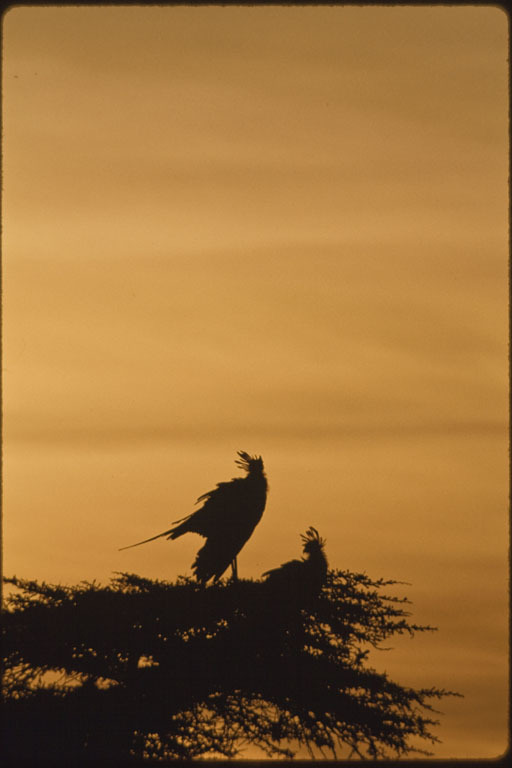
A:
[307, 548, 328, 570]
[248, 470, 267, 487]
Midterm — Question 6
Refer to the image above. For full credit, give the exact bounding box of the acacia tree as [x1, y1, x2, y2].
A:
[2, 570, 460, 763]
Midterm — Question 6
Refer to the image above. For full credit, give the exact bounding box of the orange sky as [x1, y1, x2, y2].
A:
[2, 5, 509, 759]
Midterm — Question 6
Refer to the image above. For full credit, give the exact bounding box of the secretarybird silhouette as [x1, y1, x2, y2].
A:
[119, 451, 267, 584]
[263, 527, 328, 603]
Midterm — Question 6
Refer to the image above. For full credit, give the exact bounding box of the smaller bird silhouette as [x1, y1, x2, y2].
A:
[262, 527, 328, 603]
[119, 451, 267, 584]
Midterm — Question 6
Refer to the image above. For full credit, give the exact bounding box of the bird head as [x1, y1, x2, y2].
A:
[235, 450, 264, 474]
[301, 527, 326, 555]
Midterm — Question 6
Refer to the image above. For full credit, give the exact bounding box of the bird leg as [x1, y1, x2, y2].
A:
[231, 557, 238, 582]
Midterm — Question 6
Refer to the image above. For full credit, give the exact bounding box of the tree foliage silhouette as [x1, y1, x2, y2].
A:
[2, 569, 460, 763]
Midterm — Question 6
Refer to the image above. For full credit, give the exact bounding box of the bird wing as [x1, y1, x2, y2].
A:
[263, 558, 304, 581]
[119, 477, 253, 550]
[119, 464, 266, 559]
[177, 477, 256, 538]
[191, 537, 236, 584]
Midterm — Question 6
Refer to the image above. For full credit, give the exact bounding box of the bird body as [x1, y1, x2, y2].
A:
[263, 527, 328, 602]
[119, 451, 267, 583]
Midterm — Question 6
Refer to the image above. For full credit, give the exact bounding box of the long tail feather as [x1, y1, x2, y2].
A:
[118, 529, 173, 551]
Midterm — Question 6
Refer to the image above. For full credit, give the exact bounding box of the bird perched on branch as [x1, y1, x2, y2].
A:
[263, 527, 328, 603]
[119, 451, 267, 584]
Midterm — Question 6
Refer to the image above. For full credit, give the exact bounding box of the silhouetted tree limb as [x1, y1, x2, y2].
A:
[2, 570, 460, 763]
